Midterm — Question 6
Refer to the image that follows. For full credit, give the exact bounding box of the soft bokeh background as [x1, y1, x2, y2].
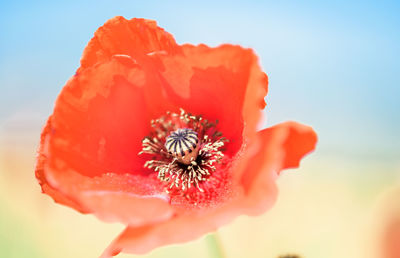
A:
[1, 1, 399, 257]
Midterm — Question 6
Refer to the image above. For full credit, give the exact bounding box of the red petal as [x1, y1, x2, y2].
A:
[80, 16, 180, 70]
[36, 57, 176, 224]
[37, 117, 174, 225]
[102, 204, 241, 256]
[239, 122, 317, 215]
[49, 59, 151, 177]
[45, 169, 174, 226]
[153, 44, 268, 155]
[35, 119, 89, 213]
[35, 18, 185, 221]
[280, 122, 319, 169]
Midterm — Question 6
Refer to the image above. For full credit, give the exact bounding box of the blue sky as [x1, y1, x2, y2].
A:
[0, 0, 399, 161]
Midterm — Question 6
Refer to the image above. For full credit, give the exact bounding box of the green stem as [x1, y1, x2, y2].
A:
[206, 233, 226, 258]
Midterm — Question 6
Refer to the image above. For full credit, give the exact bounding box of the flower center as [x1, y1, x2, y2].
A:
[139, 109, 226, 193]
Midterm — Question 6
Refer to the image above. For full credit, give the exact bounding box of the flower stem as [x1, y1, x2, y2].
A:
[206, 233, 226, 258]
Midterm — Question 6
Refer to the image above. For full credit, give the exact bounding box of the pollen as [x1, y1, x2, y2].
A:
[139, 109, 226, 193]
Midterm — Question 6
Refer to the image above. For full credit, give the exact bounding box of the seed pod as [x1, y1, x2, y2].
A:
[165, 128, 199, 164]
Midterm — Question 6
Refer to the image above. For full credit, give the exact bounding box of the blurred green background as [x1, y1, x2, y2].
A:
[0, 1, 399, 257]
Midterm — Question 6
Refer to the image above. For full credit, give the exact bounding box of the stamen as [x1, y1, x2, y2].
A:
[139, 109, 227, 193]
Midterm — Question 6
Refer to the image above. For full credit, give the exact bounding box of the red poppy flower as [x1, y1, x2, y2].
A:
[35, 16, 317, 256]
